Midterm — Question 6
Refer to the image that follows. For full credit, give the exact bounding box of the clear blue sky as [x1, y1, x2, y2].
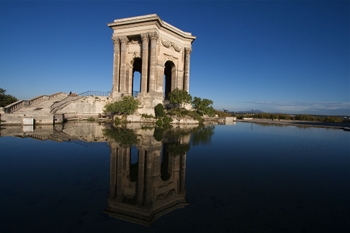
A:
[1, 0, 349, 115]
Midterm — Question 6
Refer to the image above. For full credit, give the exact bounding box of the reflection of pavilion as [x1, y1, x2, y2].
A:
[104, 127, 191, 226]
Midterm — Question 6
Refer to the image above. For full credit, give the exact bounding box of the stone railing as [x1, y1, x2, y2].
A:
[79, 91, 110, 97]
[4, 92, 68, 113]
[4, 100, 25, 113]
[28, 95, 49, 105]
[49, 92, 67, 100]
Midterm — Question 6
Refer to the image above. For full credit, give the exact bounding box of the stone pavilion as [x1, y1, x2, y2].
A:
[108, 14, 196, 113]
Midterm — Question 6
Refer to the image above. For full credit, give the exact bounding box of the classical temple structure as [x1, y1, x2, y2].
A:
[108, 14, 196, 112]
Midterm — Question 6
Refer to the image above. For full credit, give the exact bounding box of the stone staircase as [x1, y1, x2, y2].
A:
[1, 92, 69, 125]
[50, 95, 84, 114]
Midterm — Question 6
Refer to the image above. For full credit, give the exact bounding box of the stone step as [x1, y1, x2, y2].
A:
[14, 95, 68, 114]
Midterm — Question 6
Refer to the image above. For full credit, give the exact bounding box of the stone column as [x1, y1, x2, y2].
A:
[144, 150, 153, 206]
[180, 153, 187, 194]
[109, 142, 117, 198]
[112, 37, 121, 94]
[127, 67, 132, 95]
[116, 147, 124, 200]
[149, 32, 159, 92]
[137, 150, 145, 205]
[156, 63, 165, 93]
[184, 47, 192, 92]
[141, 33, 149, 93]
[119, 36, 129, 94]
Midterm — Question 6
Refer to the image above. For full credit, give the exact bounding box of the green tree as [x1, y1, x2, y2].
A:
[104, 96, 140, 116]
[0, 88, 18, 107]
[168, 88, 192, 108]
[192, 96, 215, 116]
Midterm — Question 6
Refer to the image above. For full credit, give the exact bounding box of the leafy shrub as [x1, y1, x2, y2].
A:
[153, 127, 164, 141]
[192, 97, 215, 116]
[114, 117, 121, 125]
[104, 96, 140, 116]
[155, 103, 165, 118]
[141, 113, 154, 119]
[156, 119, 163, 127]
[87, 117, 95, 122]
[168, 88, 192, 108]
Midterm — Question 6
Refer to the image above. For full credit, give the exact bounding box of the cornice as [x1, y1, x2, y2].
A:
[108, 14, 196, 42]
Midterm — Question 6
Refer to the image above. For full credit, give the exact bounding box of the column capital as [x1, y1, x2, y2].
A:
[141, 33, 149, 41]
[119, 36, 129, 44]
[185, 47, 192, 54]
[149, 31, 159, 41]
[112, 36, 120, 43]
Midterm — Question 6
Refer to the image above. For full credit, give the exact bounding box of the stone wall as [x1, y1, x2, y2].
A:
[56, 96, 110, 119]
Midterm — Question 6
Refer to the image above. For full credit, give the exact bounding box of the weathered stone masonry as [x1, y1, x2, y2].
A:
[108, 14, 196, 113]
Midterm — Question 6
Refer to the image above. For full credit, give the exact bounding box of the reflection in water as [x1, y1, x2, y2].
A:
[0, 122, 215, 227]
[103, 124, 200, 226]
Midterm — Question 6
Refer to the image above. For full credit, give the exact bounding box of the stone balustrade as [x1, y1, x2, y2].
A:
[28, 95, 49, 105]
[4, 100, 24, 113]
[49, 92, 67, 100]
[4, 92, 67, 114]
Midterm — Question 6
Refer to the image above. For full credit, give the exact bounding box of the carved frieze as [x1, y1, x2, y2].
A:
[161, 38, 182, 52]
[128, 39, 141, 45]
[163, 53, 178, 63]
[132, 51, 141, 58]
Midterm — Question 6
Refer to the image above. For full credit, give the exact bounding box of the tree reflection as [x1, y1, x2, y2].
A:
[103, 125, 139, 147]
[190, 125, 215, 146]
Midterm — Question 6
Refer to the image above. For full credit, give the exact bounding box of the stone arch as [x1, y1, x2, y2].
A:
[132, 58, 142, 97]
[129, 145, 139, 182]
[164, 60, 176, 99]
[160, 143, 171, 181]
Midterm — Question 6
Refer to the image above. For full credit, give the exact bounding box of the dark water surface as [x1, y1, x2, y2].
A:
[0, 122, 349, 232]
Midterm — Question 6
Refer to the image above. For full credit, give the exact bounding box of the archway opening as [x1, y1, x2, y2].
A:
[132, 58, 142, 97]
[129, 145, 139, 182]
[164, 61, 175, 99]
[160, 143, 171, 181]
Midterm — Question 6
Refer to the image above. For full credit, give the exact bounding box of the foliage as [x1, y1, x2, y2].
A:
[154, 103, 165, 118]
[153, 127, 164, 141]
[168, 88, 192, 108]
[0, 88, 18, 107]
[215, 110, 232, 117]
[87, 117, 95, 122]
[104, 96, 140, 115]
[141, 113, 154, 119]
[167, 108, 203, 124]
[154, 103, 173, 128]
[241, 112, 344, 123]
[164, 142, 190, 156]
[322, 116, 343, 123]
[103, 126, 138, 147]
[156, 119, 163, 127]
[192, 97, 215, 116]
[114, 117, 121, 125]
[253, 113, 292, 120]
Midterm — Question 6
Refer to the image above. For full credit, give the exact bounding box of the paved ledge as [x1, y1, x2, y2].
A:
[237, 119, 350, 130]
